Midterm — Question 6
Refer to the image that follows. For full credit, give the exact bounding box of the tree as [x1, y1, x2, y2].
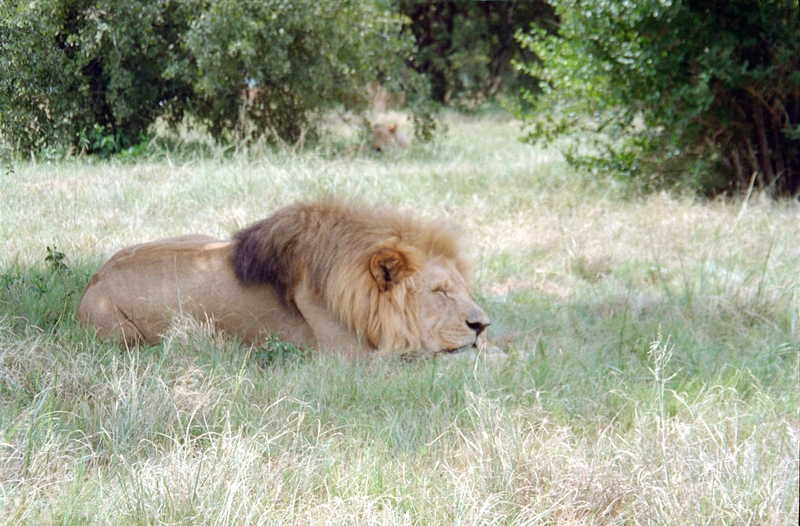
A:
[0, 0, 413, 154]
[398, 0, 555, 108]
[180, 0, 413, 143]
[518, 0, 799, 197]
[1, 0, 199, 155]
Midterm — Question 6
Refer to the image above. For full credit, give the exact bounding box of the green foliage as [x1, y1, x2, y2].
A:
[0, 9, 69, 154]
[518, 0, 800, 196]
[180, 0, 412, 143]
[1, 0, 193, 155]
[399, 0, 554, 109]
[0, 0, 414, 154]
[1, 246, 83, 333]
[44, 246, 68, 273]
[76, 124, 150, 159]
[252, 334, 311, 367]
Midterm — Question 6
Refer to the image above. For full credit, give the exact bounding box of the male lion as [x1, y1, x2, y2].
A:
[77, 199, 492, 356]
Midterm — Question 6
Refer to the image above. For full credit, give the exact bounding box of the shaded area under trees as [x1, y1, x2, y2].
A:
[398, 0, 555, 108]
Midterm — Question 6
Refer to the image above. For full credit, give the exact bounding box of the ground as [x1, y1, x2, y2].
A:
[0, 113, 797, 525]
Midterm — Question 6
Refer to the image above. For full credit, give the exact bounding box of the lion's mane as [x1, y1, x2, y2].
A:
[231, 199, 469, 351]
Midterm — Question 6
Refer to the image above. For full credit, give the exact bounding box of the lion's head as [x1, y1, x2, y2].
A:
[371, 123, 409, 153]
[232, 199, 490, 355]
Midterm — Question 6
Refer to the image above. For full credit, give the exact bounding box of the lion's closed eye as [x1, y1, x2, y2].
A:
[433, 279, 453, 295]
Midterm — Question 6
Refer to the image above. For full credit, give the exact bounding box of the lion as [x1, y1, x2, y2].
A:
[76, 199, 493, 357]
[371, 123, 409, 153]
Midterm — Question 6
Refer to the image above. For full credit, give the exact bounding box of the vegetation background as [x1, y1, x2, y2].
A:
[4, 0, 796, 195]
[1, 0, 798, 523]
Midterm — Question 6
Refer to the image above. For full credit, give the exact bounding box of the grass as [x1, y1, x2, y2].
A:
[1, 113, 798, 524]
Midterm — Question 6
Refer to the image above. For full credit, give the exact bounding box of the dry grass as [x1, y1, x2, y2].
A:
[0, 113, 797, 524]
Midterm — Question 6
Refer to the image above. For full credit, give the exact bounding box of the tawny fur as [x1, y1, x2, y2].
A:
[77, 199, 490, 355]
[371, 124, 409, 153]
[232, 199, 467, 350]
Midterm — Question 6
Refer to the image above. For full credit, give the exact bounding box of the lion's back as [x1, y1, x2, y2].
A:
[77, 235, 231, 344]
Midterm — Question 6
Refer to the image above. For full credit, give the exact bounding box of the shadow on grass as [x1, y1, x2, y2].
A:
[0, 254, 95, 336]
[0, 256, 313, 371]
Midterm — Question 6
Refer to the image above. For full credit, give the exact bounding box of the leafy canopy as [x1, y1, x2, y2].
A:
[518, 0, 799, 196]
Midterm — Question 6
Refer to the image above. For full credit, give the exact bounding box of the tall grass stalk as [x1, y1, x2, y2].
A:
[648, 329, 676, 494]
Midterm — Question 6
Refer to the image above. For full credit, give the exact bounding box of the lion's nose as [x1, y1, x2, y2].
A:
[466, 306, 490, 335]
[467, 320, 488, 335]
[467, 308, 490, 334]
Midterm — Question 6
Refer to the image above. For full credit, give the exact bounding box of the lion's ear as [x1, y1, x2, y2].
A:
[370, 248, 416, 292]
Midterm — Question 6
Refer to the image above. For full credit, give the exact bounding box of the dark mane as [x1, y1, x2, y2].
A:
[232, 213, 302, 309]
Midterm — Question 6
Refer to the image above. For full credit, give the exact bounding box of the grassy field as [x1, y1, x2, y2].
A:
[1, 114, 798, 525]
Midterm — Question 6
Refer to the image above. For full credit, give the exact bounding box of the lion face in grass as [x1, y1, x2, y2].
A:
[415, 257, 490, 354]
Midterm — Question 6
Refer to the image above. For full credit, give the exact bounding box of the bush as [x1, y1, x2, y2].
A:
[518, 0, 800, 197]
[180, 0, 413, 143]
[0, 0, 413, 154]
[1, 0, 196, 155]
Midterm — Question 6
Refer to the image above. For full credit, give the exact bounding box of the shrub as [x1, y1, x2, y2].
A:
[517, 0, 799, 197]
[1, 0, 194, 155]
[0, 0, 413, 154]
[180, 0, 413, 143]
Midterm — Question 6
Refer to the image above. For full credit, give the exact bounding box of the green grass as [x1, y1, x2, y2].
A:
[0, 113, 798, 524]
